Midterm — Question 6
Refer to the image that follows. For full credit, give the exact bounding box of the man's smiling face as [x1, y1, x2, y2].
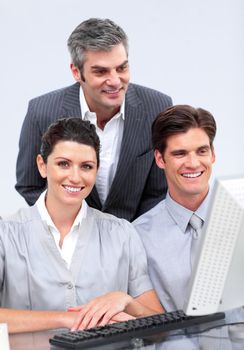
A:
[155, 127, 215, 208]
[72, 43, 130, 117]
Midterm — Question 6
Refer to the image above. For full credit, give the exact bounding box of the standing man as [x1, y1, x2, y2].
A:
[133, 105, 216, 311]
[16, 18, 172, 221]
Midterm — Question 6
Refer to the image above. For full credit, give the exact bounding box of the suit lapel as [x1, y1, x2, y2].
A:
[62, 82, 82, 117]
[103, 85, 145, 207]
[86, 186, 102, 209]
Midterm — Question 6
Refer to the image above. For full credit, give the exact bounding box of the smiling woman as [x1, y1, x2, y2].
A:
[0, 117, 163, 334]
[37, 141, 98, 237]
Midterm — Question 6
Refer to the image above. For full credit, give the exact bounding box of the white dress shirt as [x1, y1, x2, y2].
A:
[80, 87, 125, 204]
[36, 190, 87, 268]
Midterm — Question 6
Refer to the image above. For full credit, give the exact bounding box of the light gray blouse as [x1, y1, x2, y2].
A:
[0, 205, 152, 310]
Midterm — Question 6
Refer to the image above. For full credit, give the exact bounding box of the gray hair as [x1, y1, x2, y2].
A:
[67, 18, 129, 73]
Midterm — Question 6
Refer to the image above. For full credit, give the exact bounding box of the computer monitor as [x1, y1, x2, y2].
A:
[184, 175, 244, 316]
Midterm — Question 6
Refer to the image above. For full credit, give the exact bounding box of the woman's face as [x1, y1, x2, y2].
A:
[37, 140, 97, 209]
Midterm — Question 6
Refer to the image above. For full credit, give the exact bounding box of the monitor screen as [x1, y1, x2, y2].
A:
[184, 176, 244, 316]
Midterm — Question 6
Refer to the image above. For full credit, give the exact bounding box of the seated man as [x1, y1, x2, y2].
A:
[134, 105, 244, 322]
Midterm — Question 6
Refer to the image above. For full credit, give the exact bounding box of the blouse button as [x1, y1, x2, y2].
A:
[67, 282, 73, 289]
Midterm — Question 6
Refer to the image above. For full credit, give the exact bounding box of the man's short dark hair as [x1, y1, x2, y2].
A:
[152, 105, 217, 155]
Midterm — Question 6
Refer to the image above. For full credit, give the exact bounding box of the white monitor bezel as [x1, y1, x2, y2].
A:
[184, 175, 244, 316]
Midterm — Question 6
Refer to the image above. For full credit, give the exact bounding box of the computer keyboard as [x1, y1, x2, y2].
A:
[49, 310, 225, 349]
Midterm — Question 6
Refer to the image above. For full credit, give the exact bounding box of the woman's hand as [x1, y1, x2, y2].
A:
[68, 291, 133, 330]
[108, 311, 135, 324]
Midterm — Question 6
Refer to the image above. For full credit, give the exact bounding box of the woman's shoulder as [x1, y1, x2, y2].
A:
[87, 206, 131, 224]
[86, 207, 144, 252]
[87, 207, 135, 235]
[2, 205, 40, 224]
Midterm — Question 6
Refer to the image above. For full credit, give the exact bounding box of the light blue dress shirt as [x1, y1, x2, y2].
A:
[133, 192, 210, 312]
[134, 191, 244, 324]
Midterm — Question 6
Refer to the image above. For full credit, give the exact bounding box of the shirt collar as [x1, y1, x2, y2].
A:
[195, 190, 212, 223]
[36, 190, 87, 231]
[165, 189, 212, 234]
[79, 86, 125, 121]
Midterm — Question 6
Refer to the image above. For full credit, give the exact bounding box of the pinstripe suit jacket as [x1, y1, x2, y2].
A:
[16, 82, 172, 221]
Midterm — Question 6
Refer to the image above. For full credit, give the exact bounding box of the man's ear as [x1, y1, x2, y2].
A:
[36, 154, 47, 178]
[154, 149, 166, 170]
[211, 145, 216, 164]
[70, 64, 82, 82]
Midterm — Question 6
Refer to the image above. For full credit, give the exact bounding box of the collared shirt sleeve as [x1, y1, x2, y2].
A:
[122, 220, 153, 297]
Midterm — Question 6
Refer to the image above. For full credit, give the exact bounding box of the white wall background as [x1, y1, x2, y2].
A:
[0, 0, 244, 216]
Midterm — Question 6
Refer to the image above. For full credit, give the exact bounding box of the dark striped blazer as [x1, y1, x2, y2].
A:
[16, 82, 172, 221]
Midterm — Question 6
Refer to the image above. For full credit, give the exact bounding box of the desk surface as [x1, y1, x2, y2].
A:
[9, 325, 244, 350]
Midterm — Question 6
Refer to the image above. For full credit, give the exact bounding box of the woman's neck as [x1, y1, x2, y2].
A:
[45, 197, 81, 239]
